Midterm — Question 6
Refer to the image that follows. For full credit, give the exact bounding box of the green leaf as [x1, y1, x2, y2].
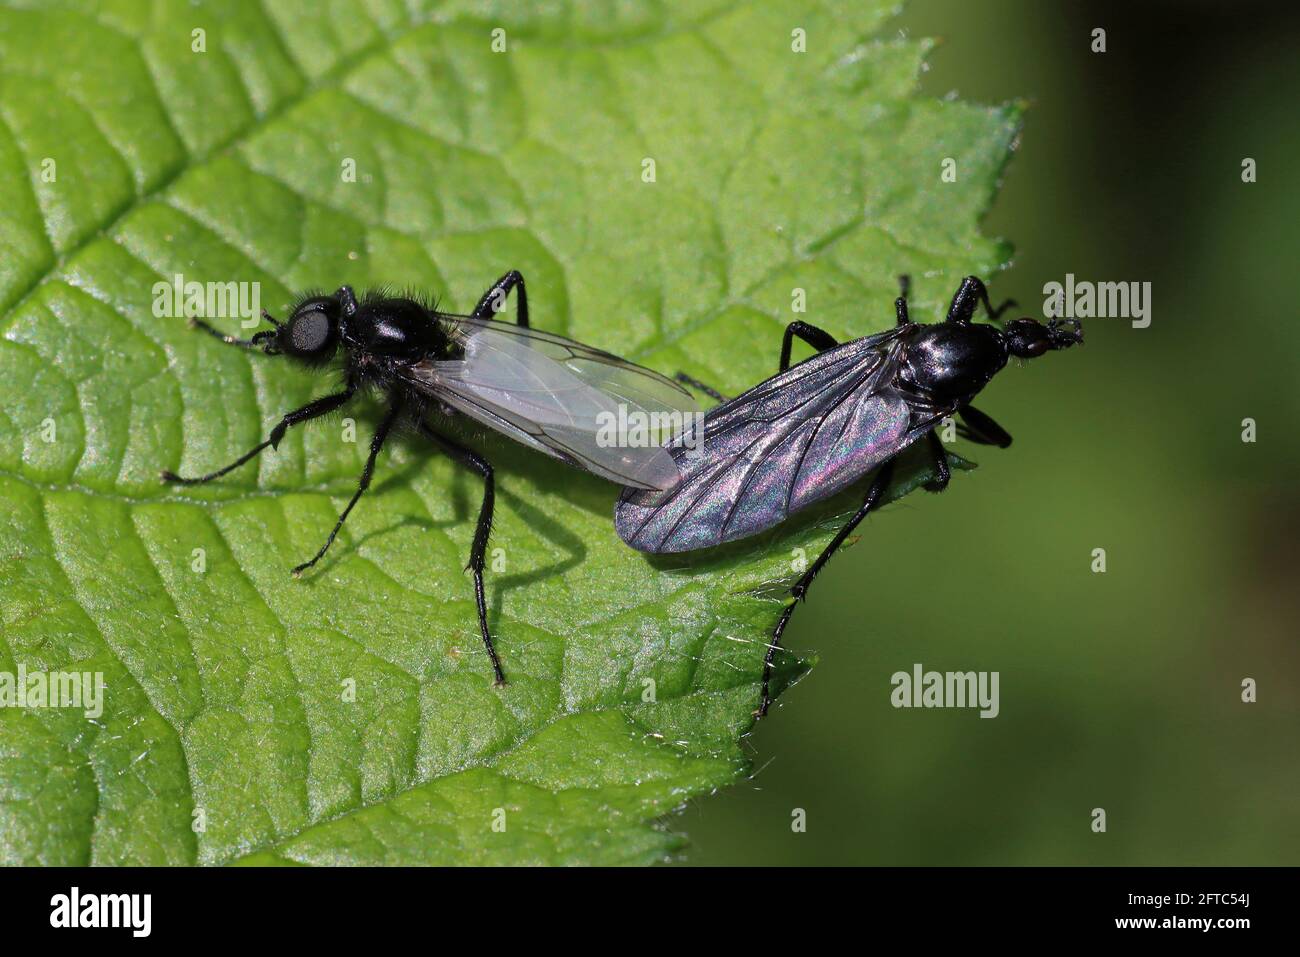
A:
[0, 0, 1017, 865]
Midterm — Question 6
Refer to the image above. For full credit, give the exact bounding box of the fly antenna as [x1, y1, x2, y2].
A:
[188, 317, 274, 350]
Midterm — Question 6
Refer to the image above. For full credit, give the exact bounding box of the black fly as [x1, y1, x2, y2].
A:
[615, 275, 1083, 716]
[163, 271, 697, 685]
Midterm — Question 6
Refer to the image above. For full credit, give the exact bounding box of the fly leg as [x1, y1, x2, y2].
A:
[896, 274, 911, 326]
[957, 405, 1013, 447]
[924, 430, 951, 492]
[471, 270, 529, 328]
[674, 373, 729, 403]
[946, 276, 1017, 324]
[758, 459, 895, 717]
[678, 320, 841, 403]
[416, 421, 507, 686]
[291, 400, 402, 578]
[161, 387, 356, 485]
[779, 321, 839, 372]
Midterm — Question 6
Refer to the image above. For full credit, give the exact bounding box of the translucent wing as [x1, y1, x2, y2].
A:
[615, 327, 940, 552]
[401, 317, 698, 490]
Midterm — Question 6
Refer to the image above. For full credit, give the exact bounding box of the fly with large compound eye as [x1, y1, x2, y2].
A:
[615, 275, 1083, 717]
[163, 271, 699, 687]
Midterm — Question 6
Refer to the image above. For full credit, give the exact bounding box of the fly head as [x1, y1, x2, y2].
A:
[267, 294, 343, 366]
[1003, 317, 1084, 358]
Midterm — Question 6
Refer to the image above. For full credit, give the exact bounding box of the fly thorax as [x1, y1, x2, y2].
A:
[901, 324, 1008, 405]
[353, 297, 443, 359]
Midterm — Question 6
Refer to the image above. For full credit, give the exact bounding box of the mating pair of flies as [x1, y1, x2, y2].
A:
[165, 271, 1081, 716]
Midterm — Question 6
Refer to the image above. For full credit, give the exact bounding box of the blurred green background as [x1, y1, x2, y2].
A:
[680, 0, 1299, 865]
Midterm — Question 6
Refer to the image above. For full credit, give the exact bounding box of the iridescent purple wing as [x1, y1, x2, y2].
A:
[615, 327, 937, 553]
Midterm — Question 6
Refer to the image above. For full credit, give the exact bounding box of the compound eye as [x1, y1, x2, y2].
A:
[291, 309, 331, 352]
